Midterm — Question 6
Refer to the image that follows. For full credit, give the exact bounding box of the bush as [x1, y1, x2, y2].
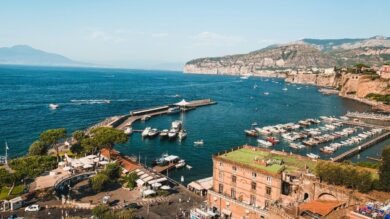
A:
[125, 172, 138, 189]
[92, 204, 134, 219]
[365, 93, 390, 104]
[104, 163, 121, 179]
[28, 140, 47, 156]
[90, 173, 110, 192]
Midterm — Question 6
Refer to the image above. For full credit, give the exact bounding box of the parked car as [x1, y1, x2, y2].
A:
[24, 204, 40, 212]
[124, 203, 141, 209]
[102, 195, 110, 204]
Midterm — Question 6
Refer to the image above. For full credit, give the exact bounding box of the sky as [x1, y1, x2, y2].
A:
[1, 0, 390, 69]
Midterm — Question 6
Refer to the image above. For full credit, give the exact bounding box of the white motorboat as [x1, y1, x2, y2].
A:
[257, 139, 272, 147]
[142, 127, 151, 137]
[240, 75, 249, 79]
[167, 107, 180, 114]
[186, 165, 193, 170]
[178, 130, 187, 141]
[168, 129, 177, 138]
[159, 129, 169, 138]
[124, 127, 133, 135]
[49, 103, 59, 110]
[175, 159, 186, 168]
[264, 92, 270, 95]
[194, 139, 204, 145]
[306, 153, 320, 159]
[282, 88, 288, 91]
[148, 128, 158, 137]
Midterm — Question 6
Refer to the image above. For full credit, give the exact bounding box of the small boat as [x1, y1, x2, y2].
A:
[167, 107, 180, 114]
[194, 139, 204, 145]
[306, 153, 320, 159]
[257, 139, 272, 147]
[171, 120, 182, 130]
[153, 154, 169, 166]
[240, 76, 249, 79]
[124, 127, 133, 135]
[289, 143, 305, 149]
[266, 137, 279, 145]
[264, 92, 269, 95]
[178, 130, 187, 141]
[168, 129, 177, 139]
[142, 127, 151, 137]
[159, 129, 169, 138]
[148, 128, 158, 137]
[251, 122, 258, 126]
[244, 130, 258, 137]
[282, 88, 288, 91]
[141, 115, 151, 121]
[186, 165, 193, 170]
[49, 103, 59, 110]
[175, 159, 186, 168]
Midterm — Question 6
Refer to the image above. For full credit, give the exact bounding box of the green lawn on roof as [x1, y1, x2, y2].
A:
[220, 148, 315, 174]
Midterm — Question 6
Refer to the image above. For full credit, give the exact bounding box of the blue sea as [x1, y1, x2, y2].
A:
[0, 65, 387, 183]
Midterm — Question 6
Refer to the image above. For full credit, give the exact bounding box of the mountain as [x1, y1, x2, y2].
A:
[0, 45, 85, 66]
[184, 36, 390, 75]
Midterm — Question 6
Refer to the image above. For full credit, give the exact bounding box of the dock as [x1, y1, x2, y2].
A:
[152, 163, 176, 173]
[332, 131, 390, 162]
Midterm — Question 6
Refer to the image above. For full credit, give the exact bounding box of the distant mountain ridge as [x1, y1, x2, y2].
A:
[184, 36, 390, 74]
[0, 45, 85, 66]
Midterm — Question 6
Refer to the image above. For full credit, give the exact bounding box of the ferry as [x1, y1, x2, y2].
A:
[306, 153, 320, 159]
[142, 127, 151, 137]
[49, 103, 59, 110]
[257, 139, 272, 147]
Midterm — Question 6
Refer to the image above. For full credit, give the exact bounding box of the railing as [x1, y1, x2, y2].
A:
[54, 171, 96, 189]
[208, 190, 268, 216]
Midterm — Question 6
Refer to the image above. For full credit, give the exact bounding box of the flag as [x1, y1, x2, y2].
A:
[5, 142, 9, 150]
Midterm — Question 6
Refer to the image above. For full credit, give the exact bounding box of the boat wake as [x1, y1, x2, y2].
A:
[70, 99, 111, 105]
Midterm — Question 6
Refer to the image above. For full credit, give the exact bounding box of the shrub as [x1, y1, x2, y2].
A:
[104, 163, 121, 179]
[28, 140, 47, 156]
[90, 173, 110, 192]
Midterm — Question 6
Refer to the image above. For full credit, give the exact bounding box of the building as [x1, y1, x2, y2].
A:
[205, 145, 356, 219]
[379, 65, 390, 79]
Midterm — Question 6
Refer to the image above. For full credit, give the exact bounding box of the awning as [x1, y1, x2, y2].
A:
[222, 209, 232, 216]
[160, 185, 171, 190]
[148, 177, 167, 185]
[188, 182, 203, 191]
[152, 183, 162, 188]
[83, 164, 93, 169]
[99, 161, 109, 165]
[136, 171, 145, 176]
[143, 176, 154, 182]
[143, 189, 156, 196]
[136, 179, 145, 186]
[86, 155, 97, 159]
[139, 174, 149, 179]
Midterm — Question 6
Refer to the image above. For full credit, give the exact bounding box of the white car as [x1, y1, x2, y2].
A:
[24, 204, 40, 212]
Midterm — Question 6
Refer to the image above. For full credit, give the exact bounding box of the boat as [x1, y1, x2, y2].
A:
[257, 139, 272, 147]
[49, 104, 59, 110]
[289, 143, 305, 149]
[148, 128, 158, 137]
[168, 129, 177, 139]
[141, 115, 151, 121]
[124, 127, 133, 135]
[175, 159, 186, 168]
[171, 120, 182, 130]
[266, 137, 279, 145]
[251, 122, 258, 126]
[167, 106, 180, 114]
[194, 139, 204, 145]
[159, 129, 169, 138]
[153, 153, 169, 166]
[306, 153, 320, 159]
[178, 130, 187, 141]
[320, 147, 335, 154]
[282, 88, 288, 91]
[244, 129, 258, 137]
[240, 75, 249, 79]
[186, 165, 193, 170]
[264, 92, 270, 95]
[142, 127, 151, 137]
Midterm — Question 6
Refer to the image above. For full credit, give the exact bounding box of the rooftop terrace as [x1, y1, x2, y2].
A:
[216, 146, 316, 175]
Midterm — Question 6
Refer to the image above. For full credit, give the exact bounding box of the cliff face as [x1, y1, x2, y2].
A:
[339, 74, 390, 98]
[285, 73, 339, 87]
[184, 44, 336, 75]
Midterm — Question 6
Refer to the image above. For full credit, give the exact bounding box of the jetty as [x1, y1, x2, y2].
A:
[332, 131, 390, 162]
[153, 163, 177, 173]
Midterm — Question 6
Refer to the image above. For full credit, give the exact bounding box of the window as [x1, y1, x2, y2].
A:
[231, 188, 236, 199]
[252, 172, 257, 178]
[250, 195, 256, 205]
[219, 171, 223, 179]
[266, 176, 272, 183]
[232, 175, 236, 183]
[251, 182, 256, 190]
[219, 162, 223, 167]
[265, 200, 269, 209]
[232, 165, 237, 171]
[218, 184, 223, 193]
[266, 186, 272, 196]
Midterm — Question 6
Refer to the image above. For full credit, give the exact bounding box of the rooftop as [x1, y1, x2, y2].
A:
[216, 146, 316, 175]
[299, 200, 344, 217]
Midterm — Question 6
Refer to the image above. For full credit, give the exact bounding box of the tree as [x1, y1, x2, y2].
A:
[379, 147, 390, 191]
[90, 127, 128, 159]
[90, 173, 110, 192]
[92, 204, 110, 218]
[126, 172, 138, 189]
[104, 163, 121, 179]
[39, 128, 67, 161]
[80, 138, 96, 154]
[28, 140, 46, 156]
[72, 130, 85, 142]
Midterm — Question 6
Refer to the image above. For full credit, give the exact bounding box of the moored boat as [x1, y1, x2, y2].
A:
[306, 153, 320, 159]
[142, 127, 151, 137]
[244, 129, 258, 137]
[257, 139, 272, 147]
[178, 130, 187, 141]
[194, 139, 204, 145]
[49, 103, 59, 110]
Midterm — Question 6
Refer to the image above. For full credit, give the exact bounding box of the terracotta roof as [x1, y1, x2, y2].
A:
[299, 200, 343, 216]
[100, 148, 140, 172]
[100, 148, 120, 158]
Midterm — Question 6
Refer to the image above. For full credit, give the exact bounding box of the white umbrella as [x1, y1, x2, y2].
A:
[160, 185, 171, 190]
[152, 183, 162, 188]
[83, 164, 93, 169]
[72, 162, 83, 168]
[86, 155, 97, 159]
[93, 158, 100, 162]
[143, 189, 156, 197]
[99, 161, 109, 165]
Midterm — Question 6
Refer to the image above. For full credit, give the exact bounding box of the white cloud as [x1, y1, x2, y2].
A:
[88, 30, 125, 43]
[190, 31, 244, 46]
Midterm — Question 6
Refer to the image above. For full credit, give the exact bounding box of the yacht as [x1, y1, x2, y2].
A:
[159, 129, 169, 138]
[49, 104, 59, 110]
[148, 128, 158, 137]
[175, 159, 186, 168]
[178, 130, 187, 141]
[257, 139, 272, 147]
[194, 139, 204, 145]
[142, 127, 152, 137]
[168, 129, 177, 139]
[171, 120, 182, 130]
[306, 153, 320, 159]
[124, 127, 133, 135]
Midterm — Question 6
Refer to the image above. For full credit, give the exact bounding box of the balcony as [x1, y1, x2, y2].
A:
[208, 190, 268, 216]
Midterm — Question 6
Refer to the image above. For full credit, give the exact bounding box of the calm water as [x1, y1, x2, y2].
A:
[0, 65, 385, 183]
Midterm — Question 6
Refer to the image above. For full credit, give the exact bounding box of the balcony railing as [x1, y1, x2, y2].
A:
[208, 190, 268, 216]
